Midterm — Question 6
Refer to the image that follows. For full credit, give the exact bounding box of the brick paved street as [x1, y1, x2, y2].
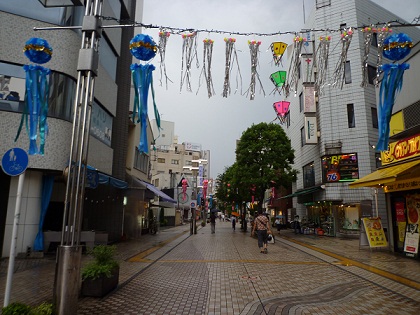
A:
[1, 221, 419, 314]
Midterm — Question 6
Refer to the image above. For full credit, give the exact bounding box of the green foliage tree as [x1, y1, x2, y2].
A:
[234, 122, 297, 211]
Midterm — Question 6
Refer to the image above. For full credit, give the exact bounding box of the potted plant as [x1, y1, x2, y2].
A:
[81, 245, 119, 297]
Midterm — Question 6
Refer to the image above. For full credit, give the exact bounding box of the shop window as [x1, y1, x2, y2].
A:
[337, 204, 360, 234]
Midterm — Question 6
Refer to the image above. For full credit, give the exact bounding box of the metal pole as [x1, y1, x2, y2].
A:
[3, 172, 25, 307]
[53, 1, 102, 314]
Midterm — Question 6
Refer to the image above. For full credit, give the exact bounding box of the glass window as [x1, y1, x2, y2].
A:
[171, 159, 179, 165]
[157, 158, 165, 163]
[347, 104, 355, 128]
[345, 61, 352, 84]
[300, 127, 305, 147]
[371, 33, 378, 47]
[303, 162, 315, 188]
[367, 65, 376, 85]
[371, 107, 378, 129]
[99, 37, 117, 80]
[134, 148, 149, 173]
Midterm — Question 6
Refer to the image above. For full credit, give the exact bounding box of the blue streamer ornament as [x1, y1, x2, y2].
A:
[376, 33, 412, 151]
[129, 34, 157, 61]
[131, 63, 161, 154]
[15, 38, 52, 155]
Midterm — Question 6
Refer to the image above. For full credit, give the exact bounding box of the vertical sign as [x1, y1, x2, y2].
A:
[404, 194, 420, 258]
[362, 217, 388, 248]
[304, 86, 316, 113]
[304, 116, 318, 144]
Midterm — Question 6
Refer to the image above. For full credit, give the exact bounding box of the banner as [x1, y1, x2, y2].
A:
[362, 217, 388, 248]
[404, 194, 420, 257]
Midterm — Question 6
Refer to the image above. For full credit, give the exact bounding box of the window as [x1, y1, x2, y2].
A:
[316, 0, 331, 9]
[171, 159, 179, 165]
[347, 104, 355, 128]
[299, 92, 303, 112]
[375, 152, 382, 169]
[300, 127, 305, 147]
[303, 163, 315, 188]
[286, 112, 290, 128]
[298, 62, 301, 79]
[157, 158, 165, 163]
[134, 148, 149, 173]
[371, 33, 378, 47]
[367, 65, 376, 85]
[345, 61, 352, 84]
[371, 107, 378, 129]
[99, 37, 117, 81]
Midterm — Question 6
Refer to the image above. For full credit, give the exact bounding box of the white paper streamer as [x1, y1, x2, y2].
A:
[331, 28, 353, 89]
[197, 39, 215, 98]
[158, 29, 172, 89]
[222, 38, 242, 98]
[180, 32, 199, 92]
[314, 36, 331, 95]
[245, 40, 265, 100]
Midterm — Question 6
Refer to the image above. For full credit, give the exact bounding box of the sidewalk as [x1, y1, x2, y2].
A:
[0, 222, 419, 314]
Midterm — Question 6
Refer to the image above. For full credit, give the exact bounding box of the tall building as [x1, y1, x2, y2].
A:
[282, 0, 420, 251]
[0, 0, 142, 256]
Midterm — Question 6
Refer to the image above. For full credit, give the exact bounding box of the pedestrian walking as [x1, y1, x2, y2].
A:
[251, 210, 272, 253]
[275, 217, 281, 234]
[231, 216, 236, 231]
[210, 212, 216, 234]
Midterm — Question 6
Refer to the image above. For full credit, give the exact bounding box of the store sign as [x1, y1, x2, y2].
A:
[321, 153, 359, 183]
[303, 86, 316, 113]
[404, 194, 420, 257]
[362, 217, 388, 248]
[384, 177, 420, 193]
[381, 133, 420, 165]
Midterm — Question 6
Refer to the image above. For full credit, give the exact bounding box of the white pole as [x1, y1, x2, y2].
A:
[3, 172, 25, 307]
[374, 188, 379, 217]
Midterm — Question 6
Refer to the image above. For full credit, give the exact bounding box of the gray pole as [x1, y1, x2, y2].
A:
[53, 1, 103, 314]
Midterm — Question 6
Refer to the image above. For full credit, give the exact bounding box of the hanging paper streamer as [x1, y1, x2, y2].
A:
[245, 40, 265, 100]
[158, 29, 172, 89]
[180, 32, 199, 93]
[331, 28, 353, 89]
[285, 36, 306, 96]
[269, 71, 287, 95]
[203, 179, 208, 201]
[15, 37, 52, 155]
[222, 38, 242, 98]
[197, 38, 215, 98]
[360, 27, 374, 88]
[314, 36, 331, 95]
[374, 25, 393, 87]
[376, 33, 412, 151]
[129, 34, 160, 154]
[273, 101, 290, 124]
[270, 42, 288, 66]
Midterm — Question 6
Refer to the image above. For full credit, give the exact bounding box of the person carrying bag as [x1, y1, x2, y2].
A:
[251, 211, 272, 254]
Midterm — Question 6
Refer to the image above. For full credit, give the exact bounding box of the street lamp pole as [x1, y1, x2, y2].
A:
[53, 1, 103, 314]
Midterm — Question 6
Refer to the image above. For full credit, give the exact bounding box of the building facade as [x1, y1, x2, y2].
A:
[0, 0, 143, 257]
[282, 0, 420, 244]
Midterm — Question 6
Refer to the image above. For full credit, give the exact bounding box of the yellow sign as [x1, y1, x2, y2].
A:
[384, 177, 420, 193]
[381, 133, 420, 165]
[362, 217, 388, 248]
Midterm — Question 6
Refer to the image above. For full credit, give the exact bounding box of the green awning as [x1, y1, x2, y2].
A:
[280, 185, 324, 199]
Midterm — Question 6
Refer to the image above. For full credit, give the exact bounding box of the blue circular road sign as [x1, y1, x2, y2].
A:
[1, 148, 29, 176]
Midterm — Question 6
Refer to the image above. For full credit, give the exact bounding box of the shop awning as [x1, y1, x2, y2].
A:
[349, 159, 420, 188]
[280, 185, 325, 199]
[134, 179, 176, 203]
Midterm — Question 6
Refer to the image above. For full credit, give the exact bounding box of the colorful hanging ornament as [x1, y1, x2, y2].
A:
[376, 33, 412, 151]
[360, 27, 374, 88]
[197, 38, 215, 98]
[129, 34, 160, 154]
[180, 32, 199, 93]
[203, 179, 208, 201]
[374, 25, 393, 87]
[15, 37, 53, 155]
[158, 29, 172, 89]
[285, 35, 306, 96]
[273, 101, 290, 124]
[182, 178, 188, 201]
[222, 38, 242, 98]
[331, 28, 353, 89]
[314, 35, 331, 95]
[269, 70, 287, 96]
[270, 42, 288, 66]
[245, 40, 265, 100]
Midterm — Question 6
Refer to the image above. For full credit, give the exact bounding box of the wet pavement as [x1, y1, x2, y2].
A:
[0, 221, 419, 314]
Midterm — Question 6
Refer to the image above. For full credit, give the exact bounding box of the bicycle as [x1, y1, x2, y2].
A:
[149, 219, 158, 235]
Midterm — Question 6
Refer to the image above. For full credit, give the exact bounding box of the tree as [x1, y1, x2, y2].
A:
[235, 122, 297, 211]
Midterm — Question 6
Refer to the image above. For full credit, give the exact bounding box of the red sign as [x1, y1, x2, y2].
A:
[395, 202, 406, 222]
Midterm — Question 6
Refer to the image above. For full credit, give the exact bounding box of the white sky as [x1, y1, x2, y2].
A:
[141, 0, 420, 179]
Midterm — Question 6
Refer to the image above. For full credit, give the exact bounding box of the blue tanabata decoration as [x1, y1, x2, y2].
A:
[129, 34, 157, 61]
[130, 34, 161, 154]
[131, 63, 161, 154]
[376, 33, 412, 151]
[16, 38, 52, 155]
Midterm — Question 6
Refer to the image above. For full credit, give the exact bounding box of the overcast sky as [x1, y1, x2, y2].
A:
[140, 0, 419, 179]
